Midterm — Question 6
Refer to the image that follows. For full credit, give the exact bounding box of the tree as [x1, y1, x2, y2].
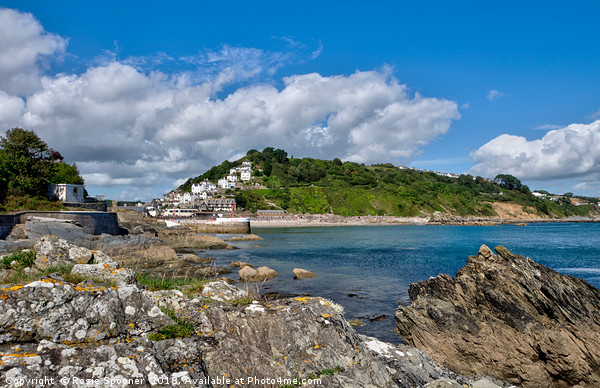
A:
[0, 128, 54, 197]
[50, 162, 84, 185]
[494, 174, 523, 191]
[263, 160, 272, 177]
[0, 128, 84, 199]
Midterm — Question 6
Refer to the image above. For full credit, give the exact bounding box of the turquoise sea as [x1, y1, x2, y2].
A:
[203, 223, 600, 343]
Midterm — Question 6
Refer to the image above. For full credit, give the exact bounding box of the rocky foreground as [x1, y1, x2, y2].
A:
[396, 245, 600, 388]
[0, 232, 506, 387]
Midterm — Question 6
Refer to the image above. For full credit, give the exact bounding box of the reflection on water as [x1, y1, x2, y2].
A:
[199, 223, 600, 344]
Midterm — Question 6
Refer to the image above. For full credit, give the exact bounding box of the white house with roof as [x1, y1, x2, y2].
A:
[48, 184, 85, 203]
[241, 170, 252, 182]
[192, 179, 217, 194]
[181, 192, 195, 204]
[218, 178, 236, 189]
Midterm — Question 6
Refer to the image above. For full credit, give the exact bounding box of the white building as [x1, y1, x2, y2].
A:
[181, 192, 195, 204]
[48, 184, 85, 203]
[226, 174, 238, 182]
[241, 170, 252, 182]
[218, 178, 236, 189]
[192, 180, 217, 194]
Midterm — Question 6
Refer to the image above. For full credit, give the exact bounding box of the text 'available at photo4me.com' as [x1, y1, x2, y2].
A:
[4, 375, 325, 387]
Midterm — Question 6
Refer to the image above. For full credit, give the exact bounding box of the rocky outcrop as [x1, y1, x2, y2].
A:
[200, 280, 249, 302]
[224, 234, 263, 241]
[0, 272, 488, 388]
[395, 245, 600, 388]
[230, 260, 252, 267]
[239, 265, 278, 282]
[0, 276, 172, 344]
[293, 267, 317, 279]
[117, 211, 166, 236]
[181, 253, 214, 264]
[157, 228, 229, 250]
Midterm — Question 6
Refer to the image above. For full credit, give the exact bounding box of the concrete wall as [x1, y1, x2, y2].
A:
[0, 211, 119, 239]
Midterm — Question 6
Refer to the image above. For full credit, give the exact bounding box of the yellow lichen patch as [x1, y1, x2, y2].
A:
[322, 314, 334, 318]
[0, 352, 39, 366]
[0, 283, 26, 293]
[295, 296, 311, 303]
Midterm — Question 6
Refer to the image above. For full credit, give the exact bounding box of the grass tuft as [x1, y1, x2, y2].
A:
[0, 250, 35, 270]
[147, 308, 195, 341]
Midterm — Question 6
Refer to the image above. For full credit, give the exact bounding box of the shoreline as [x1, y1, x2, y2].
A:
[250, 214, 600, 228]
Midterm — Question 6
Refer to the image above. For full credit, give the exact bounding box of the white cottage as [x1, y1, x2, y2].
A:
[48, 184, 85, 203]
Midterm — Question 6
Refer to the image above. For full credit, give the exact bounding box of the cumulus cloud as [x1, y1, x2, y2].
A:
[0, 7, 66, 95]
[469, 121, 600, 185]
[1, 7, 460, 199]
[486, 89, 505, 102]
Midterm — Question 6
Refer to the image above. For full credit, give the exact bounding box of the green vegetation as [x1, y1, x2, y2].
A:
[2, 194, 66, 211]
[180, 147, 599, 219]
[0, 261, 119, 287]
[147, 308, 195, 341]
[0, 250, 35, 270]
[308, 366, 345, 379]
[0, 128, 84, 211]
[136, 274, 209, 298]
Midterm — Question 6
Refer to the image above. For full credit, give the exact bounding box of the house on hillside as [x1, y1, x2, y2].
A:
[218, 178, 236, 189]
[48, 183, 85, 203]
[181, 192, 195, 204]
[192, 179, 217, 194]
[241, 170, 252, 182]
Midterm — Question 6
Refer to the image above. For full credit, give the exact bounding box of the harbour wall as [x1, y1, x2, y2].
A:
[0, 211, 120, 239]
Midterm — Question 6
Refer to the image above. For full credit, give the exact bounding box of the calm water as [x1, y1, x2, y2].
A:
[199, 223, 600, 343]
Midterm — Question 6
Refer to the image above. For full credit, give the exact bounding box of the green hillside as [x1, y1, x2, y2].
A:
[179, 148, 599, 218]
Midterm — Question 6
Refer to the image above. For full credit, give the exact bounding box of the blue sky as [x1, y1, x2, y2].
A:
[1, 1, 599, 199]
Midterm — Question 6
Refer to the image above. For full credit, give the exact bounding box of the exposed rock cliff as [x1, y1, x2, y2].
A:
[395, 245, 600, 388]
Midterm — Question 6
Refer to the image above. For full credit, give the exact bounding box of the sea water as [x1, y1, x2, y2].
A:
[202, 223, 600, 343]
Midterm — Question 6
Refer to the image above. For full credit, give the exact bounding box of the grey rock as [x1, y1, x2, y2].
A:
[0, 240, 33, 254]
[360, 335, 472, 387]
[0, 277, 172, 344]
[424, 378, 464, 388]
[201, 280, 249, 302]
[239, 266, 278, 282]
[5, 224, 27, 241]
[25, 220, 92, 243]
[471, 378, 504, 388]
[71, 263, 136, 286]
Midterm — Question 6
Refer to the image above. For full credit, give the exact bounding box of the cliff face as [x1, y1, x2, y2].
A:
[395, 245, 600, 388]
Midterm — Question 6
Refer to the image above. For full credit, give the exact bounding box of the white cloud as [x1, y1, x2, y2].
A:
[533, 124, 563, 131]
[469, 121, 600, 185]
[0, 91, 25, 129]
[588, 107, 600, 120]
[0, 8, 66, 95]
[486, 89, 505, 102]
[0, 7, 460, 199]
